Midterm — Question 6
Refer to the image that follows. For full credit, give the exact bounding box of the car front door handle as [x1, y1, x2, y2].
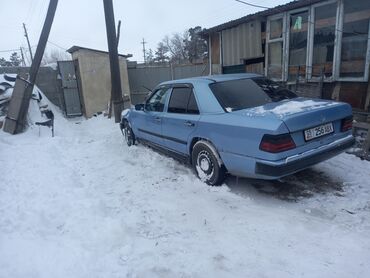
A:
[184, 121, 195, 127]
[154, 116, 161, 122]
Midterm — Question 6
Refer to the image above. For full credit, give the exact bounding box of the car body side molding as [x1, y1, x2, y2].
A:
[138, 128, 187, 145]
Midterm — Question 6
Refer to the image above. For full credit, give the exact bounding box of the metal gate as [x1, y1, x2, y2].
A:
[58, 61, 82, 116]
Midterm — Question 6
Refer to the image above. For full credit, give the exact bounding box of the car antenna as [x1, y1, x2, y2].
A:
[142, 85, 152, 93]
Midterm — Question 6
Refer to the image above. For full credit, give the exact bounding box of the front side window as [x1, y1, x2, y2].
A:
[340, 0, 370, 78]
[145, 87, 169, 112]
[209, 78, 297, 112]
[168, 87, 199, 114]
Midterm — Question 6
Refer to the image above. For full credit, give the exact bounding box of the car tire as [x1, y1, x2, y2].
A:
[192, 140, 226, 186]
[122, 121, 135, 147]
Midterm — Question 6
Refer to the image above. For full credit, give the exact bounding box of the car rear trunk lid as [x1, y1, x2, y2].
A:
[245, 97, 351, 133]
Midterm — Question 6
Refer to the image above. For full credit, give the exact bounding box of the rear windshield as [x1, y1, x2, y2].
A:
[209, 78, 297, 112]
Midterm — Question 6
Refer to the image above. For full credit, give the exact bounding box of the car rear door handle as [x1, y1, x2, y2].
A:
[184, 121, 195, 127]
[154, 116, 161, 122]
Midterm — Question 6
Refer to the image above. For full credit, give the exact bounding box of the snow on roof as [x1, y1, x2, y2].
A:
[67, 45, 133, 58]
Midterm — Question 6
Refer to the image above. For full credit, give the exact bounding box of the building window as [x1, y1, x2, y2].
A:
[268, 41, 283, 79]
[288, 10, 309, 80]
[265, 0, 370, 82]
[270, 18, 283, 39]
[312, 3, 337, 78]
[267, 18, 284, 80]
[339, 0, 370, 78]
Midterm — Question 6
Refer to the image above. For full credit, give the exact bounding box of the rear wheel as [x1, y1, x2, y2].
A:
[122, 121, 135, 146]
[192, 141, 226, 186]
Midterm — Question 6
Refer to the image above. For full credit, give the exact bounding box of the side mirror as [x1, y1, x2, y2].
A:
[135, 104, 144, 111]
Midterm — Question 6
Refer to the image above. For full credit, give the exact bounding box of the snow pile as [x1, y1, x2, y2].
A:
[0, 113, 370, 277]
[0, 74, 69, 135]
[0, 74, 15, 118]
[246, 99, 338, 118]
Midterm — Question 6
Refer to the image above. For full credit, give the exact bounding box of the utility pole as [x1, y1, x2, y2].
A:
[23, 23, 33, 63]
[19, 47, 26, 66]
[103, 0, 124, 123]
[4, 0, 58, 134]
[108, 19, 123, 119]
[141, 38, 147, 63]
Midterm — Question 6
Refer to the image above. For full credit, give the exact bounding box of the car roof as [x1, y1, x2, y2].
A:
[159, 73, 263, 86]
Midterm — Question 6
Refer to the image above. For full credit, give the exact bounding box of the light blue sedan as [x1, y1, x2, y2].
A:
[120, 74, 355, 185]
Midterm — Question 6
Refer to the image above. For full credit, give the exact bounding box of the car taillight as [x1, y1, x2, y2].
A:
[259, 134, 296, 153]
[341, 117, 353, 132]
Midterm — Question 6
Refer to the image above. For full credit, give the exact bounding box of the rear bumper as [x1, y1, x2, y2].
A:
[255, 135, 355, 178]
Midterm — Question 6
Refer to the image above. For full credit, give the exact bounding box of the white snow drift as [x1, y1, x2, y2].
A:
[0, 99, 369, 278]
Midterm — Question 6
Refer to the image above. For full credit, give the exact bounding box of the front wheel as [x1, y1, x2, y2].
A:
[192, 141, 226, 186]
[122, 121, 135, 146]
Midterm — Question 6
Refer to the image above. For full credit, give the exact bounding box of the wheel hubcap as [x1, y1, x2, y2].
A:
[197, 151, 213, 175]
[200, 158, 210, 171]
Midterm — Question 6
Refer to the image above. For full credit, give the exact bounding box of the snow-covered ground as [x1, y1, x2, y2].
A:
[1, 101, 370, 277]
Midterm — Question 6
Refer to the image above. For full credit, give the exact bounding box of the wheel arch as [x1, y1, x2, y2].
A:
[189, 137, 224, 168]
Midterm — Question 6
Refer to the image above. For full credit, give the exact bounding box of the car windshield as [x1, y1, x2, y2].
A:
[209, 77, 297, 112]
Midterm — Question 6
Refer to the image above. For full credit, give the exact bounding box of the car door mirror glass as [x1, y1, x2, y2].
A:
[135, 104, 144, 111]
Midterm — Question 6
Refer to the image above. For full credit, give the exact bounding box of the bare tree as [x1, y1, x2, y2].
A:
[162, 31, 190, 64]
[41, 49, 71, 66]
[154, 42, 169, 63]
[155, 26, 208, 65]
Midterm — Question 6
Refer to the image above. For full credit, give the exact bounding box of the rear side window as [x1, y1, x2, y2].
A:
[209, 78, 297, 112]
[187, 92, 199, 114]
[168, 87, 199, 114]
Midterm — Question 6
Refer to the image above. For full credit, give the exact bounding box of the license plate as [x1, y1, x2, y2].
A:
[304, 123, 334, 141]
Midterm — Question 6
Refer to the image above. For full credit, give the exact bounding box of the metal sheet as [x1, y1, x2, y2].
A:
[221, 20, 262, 66]
[63, 88, 82, 116]
[58, 61, 82, 116]
[127, 64, 209, 104]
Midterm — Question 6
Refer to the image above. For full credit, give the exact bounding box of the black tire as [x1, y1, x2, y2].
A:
[122, 121, 135, 147]
[192, 140, 226, 186]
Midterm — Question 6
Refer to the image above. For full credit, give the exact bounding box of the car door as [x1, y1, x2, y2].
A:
[135, 86, 170, 146]
[162, 86, 201, 154]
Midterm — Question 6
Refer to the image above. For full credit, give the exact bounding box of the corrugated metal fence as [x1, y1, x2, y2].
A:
[128, 63, 209, 104]
[0, 66, 63, 108]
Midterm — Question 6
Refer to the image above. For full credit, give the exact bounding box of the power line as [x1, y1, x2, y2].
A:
[0, 48, 22, 53]
[234, 0, 270, 9]
[47, 40, 67, 50]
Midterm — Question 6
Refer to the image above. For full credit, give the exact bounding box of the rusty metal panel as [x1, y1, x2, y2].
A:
[221, 20, 262, 66]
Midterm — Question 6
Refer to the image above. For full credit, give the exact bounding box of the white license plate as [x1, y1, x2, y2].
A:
[304, 123, 334, 141]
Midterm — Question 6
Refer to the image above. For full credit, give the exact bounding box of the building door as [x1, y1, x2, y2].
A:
[58, 61, 82, 117]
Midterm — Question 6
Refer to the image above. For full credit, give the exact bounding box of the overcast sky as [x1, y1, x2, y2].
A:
[0, 0, 290, 63]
